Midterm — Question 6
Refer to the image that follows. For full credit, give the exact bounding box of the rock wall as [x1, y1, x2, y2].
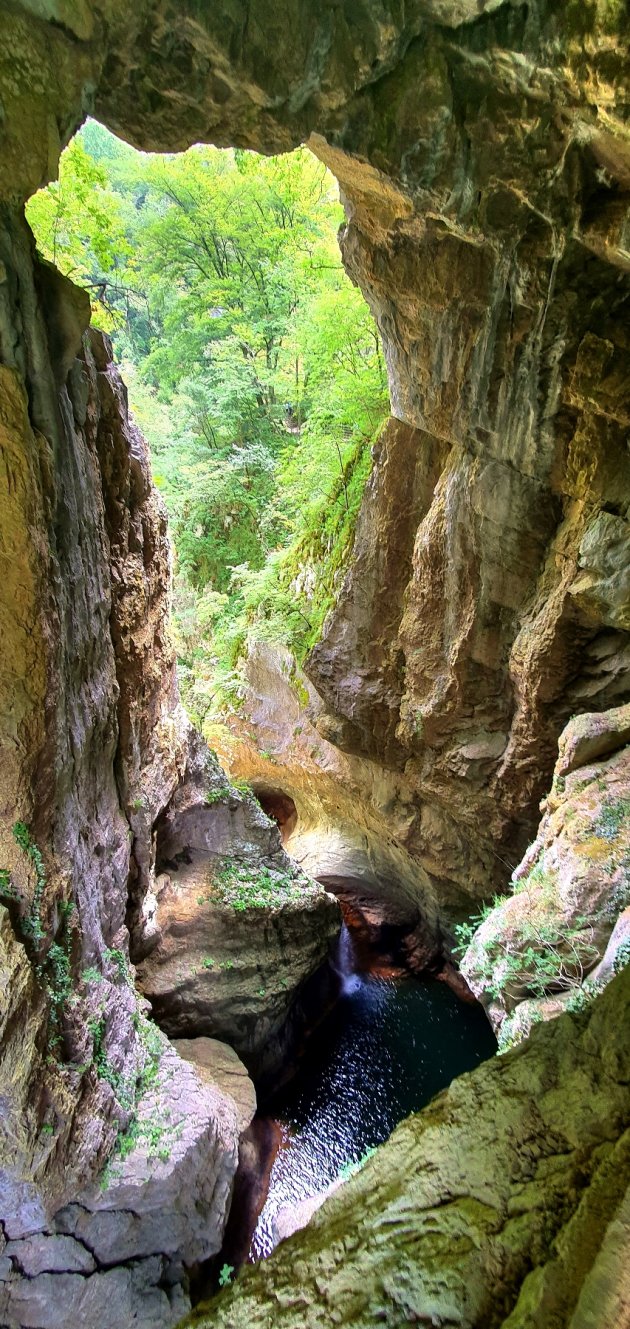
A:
[0, 228, 335, 1320]
[1, 2, 628, 920]
[462, 704, 630, 1046]
[1, 1, 629, 1326]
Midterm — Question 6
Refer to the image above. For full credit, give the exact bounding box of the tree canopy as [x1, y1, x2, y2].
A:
[27, 122, 389, 726]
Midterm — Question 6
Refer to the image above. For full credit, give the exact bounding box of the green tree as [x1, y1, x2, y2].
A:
[26, 137, 131, 331]
[27, 125, 390, 725]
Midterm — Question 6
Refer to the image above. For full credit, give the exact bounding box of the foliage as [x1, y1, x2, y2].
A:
[12, 821, 46, 945]
[565, 980, 603, 1013]
[25, 137, 131, 331]
[105, 946, 129, 980]
[8, 824, 77, 1054]
[593, 796, 630, 842]
[204, 786, 230, 805]
[218, 1264, 234, 1288]
[467, 912, 599, 1004]
[208, 860, 306, 911]
[87, 1015, 127, 1100]
[613, 938, 630, 975]
[27, 124, 390, 721]
[452, 895, 507, 956]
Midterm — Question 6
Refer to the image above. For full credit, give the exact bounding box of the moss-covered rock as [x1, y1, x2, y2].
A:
[462, 707, 630, 1037]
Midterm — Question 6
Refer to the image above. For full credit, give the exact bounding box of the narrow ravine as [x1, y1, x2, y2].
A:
[219, 890, 497, 1270]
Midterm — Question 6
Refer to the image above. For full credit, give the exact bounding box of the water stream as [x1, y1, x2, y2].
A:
[248, 915, 497, 1259]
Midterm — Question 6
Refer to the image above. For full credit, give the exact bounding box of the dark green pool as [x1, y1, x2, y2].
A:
[251, 922, 497, 1258]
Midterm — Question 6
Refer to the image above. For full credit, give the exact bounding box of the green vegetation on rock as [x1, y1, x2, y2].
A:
[213, 861, 307, 911]
[27, 122, 389, 729]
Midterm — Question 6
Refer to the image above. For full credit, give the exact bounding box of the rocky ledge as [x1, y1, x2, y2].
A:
[137, 857, 339, 1081]
[462, 704, 630, 1048]
[0, 1032, 255, 1329]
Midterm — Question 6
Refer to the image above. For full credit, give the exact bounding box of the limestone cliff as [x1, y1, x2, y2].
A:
[0, 1, 629, 1327]
[187, 966, 630, 1329]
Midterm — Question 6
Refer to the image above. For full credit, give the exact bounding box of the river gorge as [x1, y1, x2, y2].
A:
[0, 3, 629, 1327]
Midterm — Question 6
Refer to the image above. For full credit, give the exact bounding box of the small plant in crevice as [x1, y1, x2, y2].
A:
[497, 1008, 544, 1054]
[82, 965, 103, 985]
[87, 1014, 130, 1103]
[565, 980, 604, 1014]
[452, 894, 507, 957]
[12, 820, 47, 945]
[218, 1264, 234, 1288]
[5, 826, 80, 1058]
[0, 868, 18, 903]
[204, 786, 230, 806]
[105, 946, 129, 981]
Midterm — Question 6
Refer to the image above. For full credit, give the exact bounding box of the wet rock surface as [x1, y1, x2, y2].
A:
[187, 966, 630, 1329]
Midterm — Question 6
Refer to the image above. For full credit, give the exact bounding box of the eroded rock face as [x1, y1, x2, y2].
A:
[0, 224, 182, 1227]
[462, 704, 630, 1044]
[186, 965, 630, 1329]
[135, 728, 341, 1078]
[1, 1036, 243, 1329]
[1, 2, 629, 1326]
[211, 639, 447, 920]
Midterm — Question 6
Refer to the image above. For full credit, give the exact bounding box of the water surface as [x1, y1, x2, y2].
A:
[251, 923, 496, 1258]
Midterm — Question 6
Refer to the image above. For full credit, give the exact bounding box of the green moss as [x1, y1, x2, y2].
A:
[593, 797, 630, 843]
[213, 860, 306, 911]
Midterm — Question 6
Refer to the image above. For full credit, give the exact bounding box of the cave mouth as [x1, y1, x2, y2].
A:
[25, 119, 389, 756]
[252, 787, 298, 843]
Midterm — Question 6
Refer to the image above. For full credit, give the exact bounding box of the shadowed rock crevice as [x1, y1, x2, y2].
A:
[250, 790, 298, 845]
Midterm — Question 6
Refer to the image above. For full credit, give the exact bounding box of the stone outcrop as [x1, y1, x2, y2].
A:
[1, 1, 629, 1326]
[462, 704, 630, 1044]
[136, 728, 341, 1078]
[1, 1035, 245, 1329]
[186, 965, 630, 1329]
[172, 1038, 256, 1134]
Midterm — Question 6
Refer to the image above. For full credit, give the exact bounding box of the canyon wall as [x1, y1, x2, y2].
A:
[0, 1, 628, 1326]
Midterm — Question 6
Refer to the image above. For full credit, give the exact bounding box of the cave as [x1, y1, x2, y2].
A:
[251, 789, 299, 845]
[1, 4, 629, 1329]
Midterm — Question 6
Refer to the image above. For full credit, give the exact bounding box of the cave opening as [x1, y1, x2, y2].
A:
[21, 109, 500, 1306]
[251, 787, 299, 844]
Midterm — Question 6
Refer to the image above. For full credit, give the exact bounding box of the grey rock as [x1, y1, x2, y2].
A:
[4, 1234, 95, 1276]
